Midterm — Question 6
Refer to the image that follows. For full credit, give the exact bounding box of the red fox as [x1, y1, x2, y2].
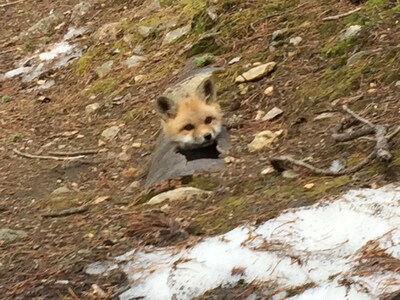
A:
[155, 71, 223, 150]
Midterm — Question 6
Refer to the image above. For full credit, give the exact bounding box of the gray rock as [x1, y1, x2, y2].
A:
[162, 24, 191, 45]
[262, 107, 283, 121]
[85, 102, 100, 114]
[137, 25, 157, 38]
[19, 14, 61, 39]
[339, 25, 362, 41]
[0, 228, 28, 242]
[282, 170, 298, 179]
[95, 61, 114, 78]
[228, 56, 241, 65]
[52, 186, 72, 195]
[248, 129, 283, 152]
[125, 55, 146, 68]
[271, 29, 286, 41]
[289, 36, 303, 46]
[347, 50, 370, 65]
[235, 62, 277, 83]
[71, 0, 92, 24]
[147, 187, 211, 205]
[101, 126, 120, 140]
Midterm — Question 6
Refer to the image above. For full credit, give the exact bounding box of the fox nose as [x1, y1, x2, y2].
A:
[204, 133, 212, 141]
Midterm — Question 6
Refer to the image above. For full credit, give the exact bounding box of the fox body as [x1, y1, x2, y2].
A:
[155, 71, 223, 150]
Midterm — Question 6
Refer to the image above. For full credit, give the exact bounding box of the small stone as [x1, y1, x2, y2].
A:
[93, 22, 121, 41]
[289, 36, 302, 46]
[95, 61, 113, 78]
[101, 126, 120, 141]
[132, 142, 142, 148]
[368, 88, 377, 94]
[255, 110, 264, 120]
[262, 107, 283, 121]
[248, 129, 283, 152]
[282, 170, 298, 179]
[125, 55, 146, 68]
[93, 196, 110, 204]
[134, 75, 145, 83]
[304, 183, 315, 189]
[118, 151, 131, 162]
[228, 56, 241, 65]
[85, 102, 100, 114]
[224, 156, 236, 164]
[51, 186, 72, 195]
[0, 228, 28, 243]
[162, 24, 191, 45]
[339, 25, 362, 41]
[121, 167, 138, 177]
[261, 166, 275, 175]
[264, 86, 274, 96]
[19, 14, 60, 39]
[395, 81, 400, 89]
[271, 29, 286, 41]
[125, 181, 141, 194]
[147, 187, 211, 205]
[137, 25, 156, 38]
[235, 62, 277, 83]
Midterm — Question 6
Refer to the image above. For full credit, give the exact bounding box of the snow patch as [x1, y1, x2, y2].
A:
[86, 185, 400, 299]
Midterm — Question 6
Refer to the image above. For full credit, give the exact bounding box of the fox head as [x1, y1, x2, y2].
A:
[156, 77, 223, 150]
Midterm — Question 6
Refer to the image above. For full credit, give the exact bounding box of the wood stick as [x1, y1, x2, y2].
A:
[47, 150, 98, 156]
[0, 0, 23, 8]
[13, 149, 85, 161]
[42, 206, 89, 218]
[322, 8, 361, 21]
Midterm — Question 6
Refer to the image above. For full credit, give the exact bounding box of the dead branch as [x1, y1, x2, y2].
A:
[270, 105, 400, 176]
[0, 0, 23, 8]
[13, 149, 85, 161]
[47, 150, 98, 156]
[322, 7, 362, 21]
[42, 205, 89, 218]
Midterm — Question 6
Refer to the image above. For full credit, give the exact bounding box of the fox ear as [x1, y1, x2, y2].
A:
[156, 96, 176, 118]
[197, 78, 216, 103]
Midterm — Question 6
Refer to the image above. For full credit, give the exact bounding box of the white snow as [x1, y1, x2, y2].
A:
[86, 184, 400, 299]
[1, 27, 85, 82]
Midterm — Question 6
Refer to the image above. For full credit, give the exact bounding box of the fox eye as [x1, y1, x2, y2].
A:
[183, 124, 194, 131]
[204, 116, 213, 124]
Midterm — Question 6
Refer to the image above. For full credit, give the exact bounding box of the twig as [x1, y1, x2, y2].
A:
[47, 150, 98, 156]
[13, 149, 85, 161]
[322, 7, 362, 21]
[341, 105, 374, 128]
[42, 206, 89, 218]
[270, 105, 400, 176]
[0, 0, 23, 8]
[270, 151, 376, 176]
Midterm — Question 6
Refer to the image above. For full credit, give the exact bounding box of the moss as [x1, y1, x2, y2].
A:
[182, 0, 208, 16]
[193, 53, 214, 67]
[325, 37, 359, 57]
[365, 0, 388, 8]
[188, 175, 220, 190]
[75, 47, 101, 75]
[85, 78, 118, 96]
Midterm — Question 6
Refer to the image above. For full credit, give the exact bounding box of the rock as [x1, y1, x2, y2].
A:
[137, 25, 157, 38]
[193, 53, 214, 67]
[248, 129, 283, 152]
[329, 159, 345, 173]
[95, 61, 114, 78]
[101, 126, 120, 141]
[133, 45, 144, 54]
[228, 56, 241, 65]
[255, 110, 264, 121]
[19, 13, 61, 39]
[282, 170, 298, 179]
[271, 29, 286, 41]
[93, 22, 121, 41]
[347, 50, 370, 65]
[235, 62, 277, 83]
[304, 183, 315, 189]
[118, 151, 132, 162]
[147, 187, 211, 205]
[262, 107, 283, 121]
[52, 186, 72, 195]
[162, 24, 191, 45]
[85, 102, 101, 114]
[125, 181, 141, 194]
[289, 36, 303, 46]
[261, 166, 275, 175]
[71, 0, 92, 24]
[134, 75, 145, 83]
[125, 55, 146, 68]
[0, 228, 28, 243]
[395, 81, 400, 89]
[264, 86, 274, 96]
[339, 25, 362, 41]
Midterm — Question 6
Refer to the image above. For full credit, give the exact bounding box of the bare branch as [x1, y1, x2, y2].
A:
[13, 149, 85, 161]
[322, 8, 362, 21]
